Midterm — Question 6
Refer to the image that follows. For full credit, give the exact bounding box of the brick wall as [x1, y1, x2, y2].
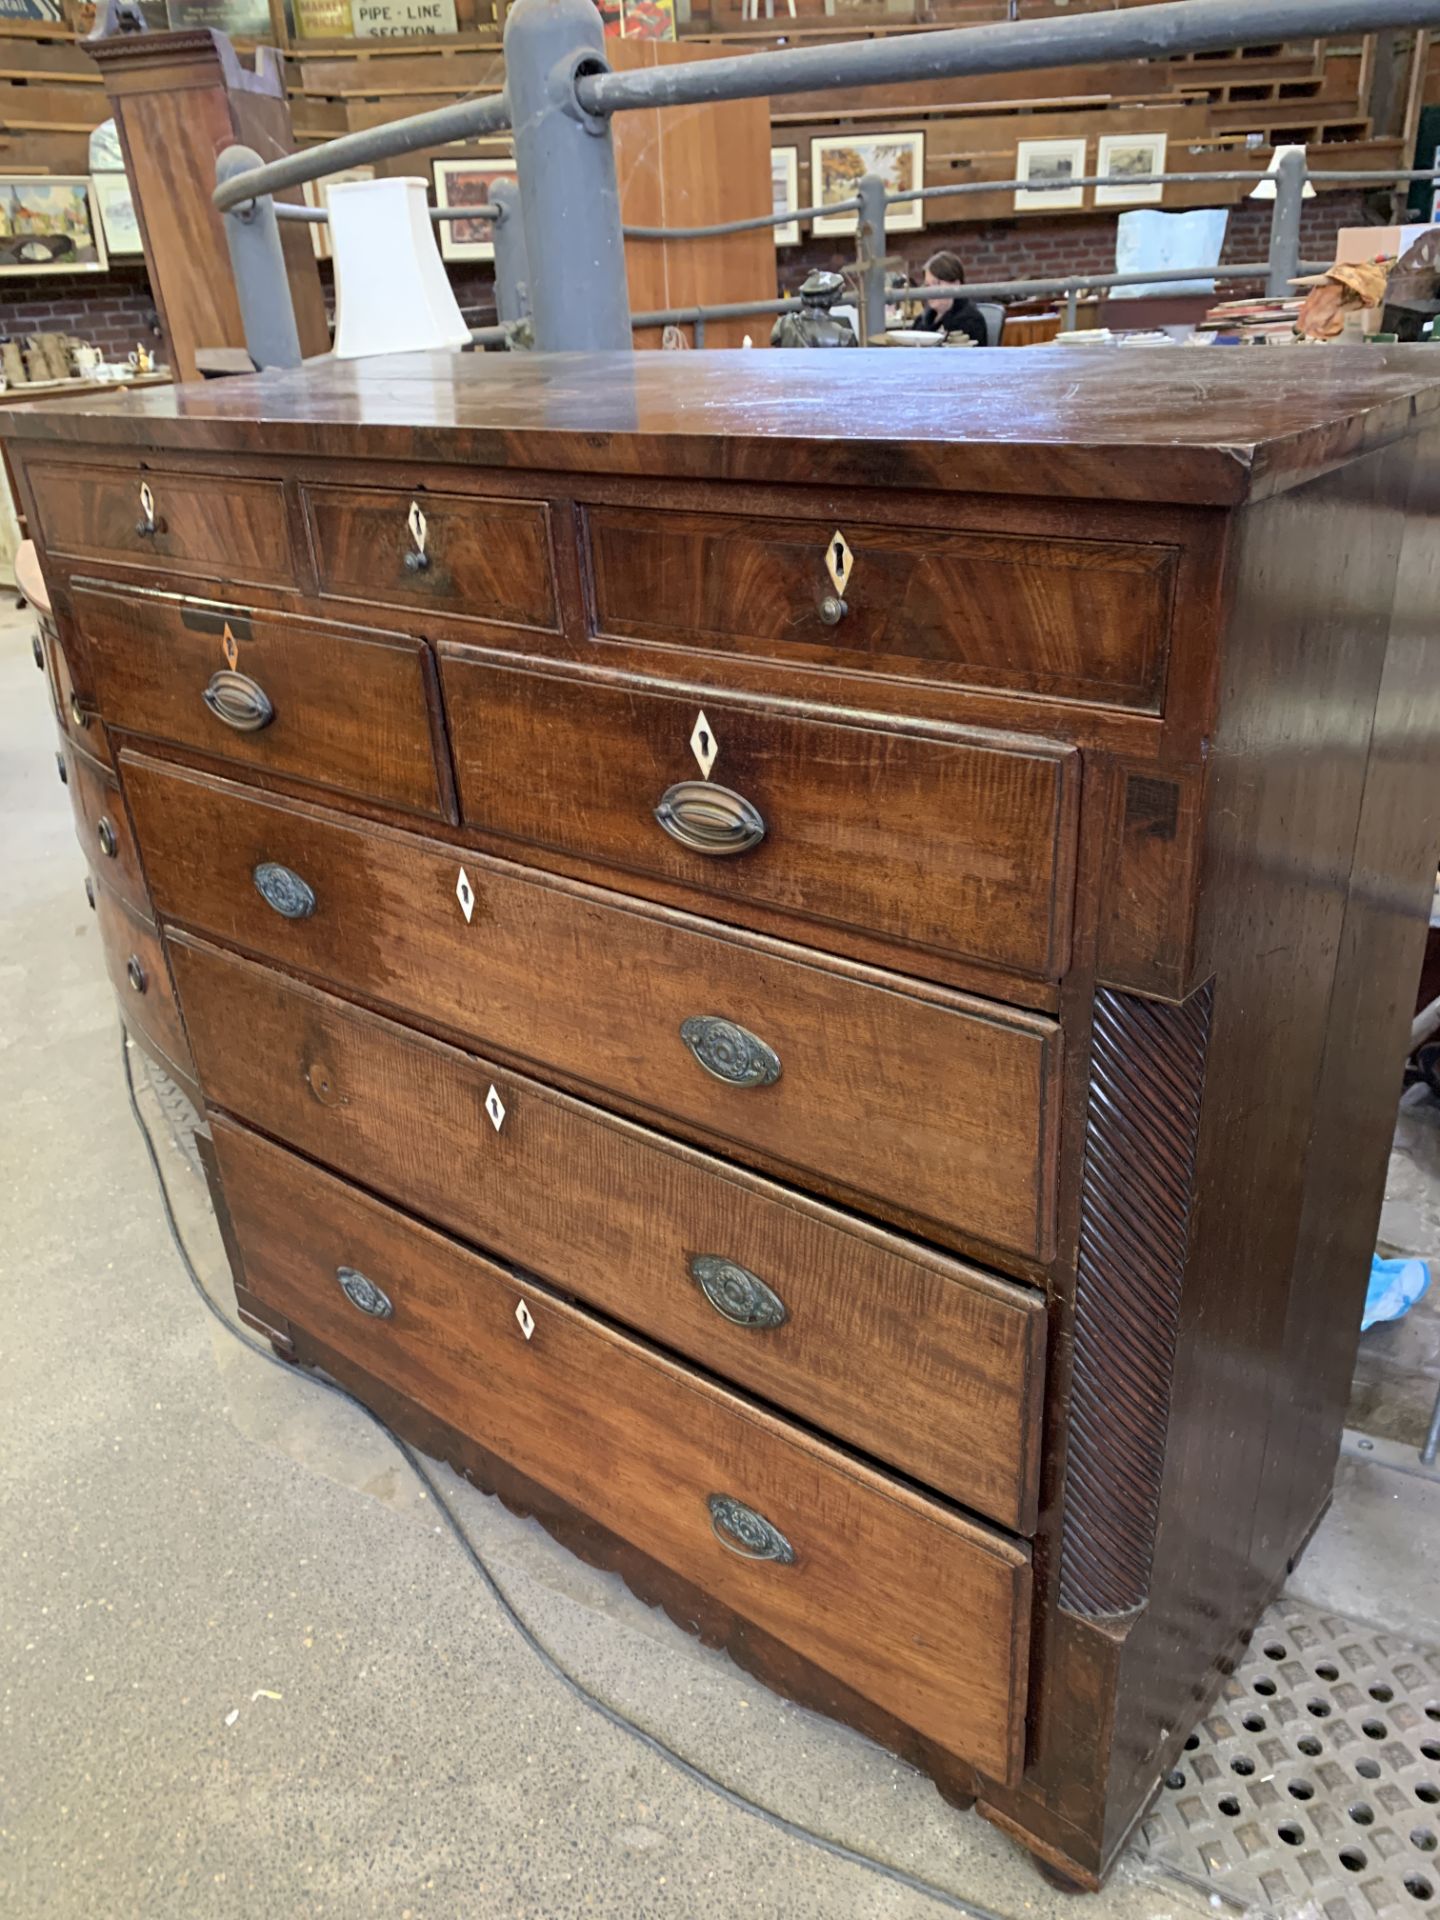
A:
[0, 264, 163, 362]
[782, 189, 1372, 295]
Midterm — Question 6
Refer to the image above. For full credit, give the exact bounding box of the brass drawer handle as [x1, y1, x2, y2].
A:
[655, 781, 765, 858]
[126, 955, 147, 994]
[690, 1255, 787, 1330]
[203, 668, 274, 734]
[96, 815, 118, 860]
[680, 1015, 781, 1088]
[336, 1265, 392, 1319]
[708, 1494, 794, 1565]
[818, 594, 848, 626]
[253, 861, 316, 920]
[69, 691, 91, 731]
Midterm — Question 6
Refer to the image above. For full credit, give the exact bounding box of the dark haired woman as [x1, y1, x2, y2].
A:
[914, 249, 990, 346]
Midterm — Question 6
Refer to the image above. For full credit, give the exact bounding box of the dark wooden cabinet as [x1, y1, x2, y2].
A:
[11, 348, 1440, 1890]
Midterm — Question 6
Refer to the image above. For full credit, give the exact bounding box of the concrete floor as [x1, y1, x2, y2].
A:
[2, 599, 1438, 1920]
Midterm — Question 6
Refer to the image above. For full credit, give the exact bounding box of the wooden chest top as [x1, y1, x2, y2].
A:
[6, 346, 1440, 505]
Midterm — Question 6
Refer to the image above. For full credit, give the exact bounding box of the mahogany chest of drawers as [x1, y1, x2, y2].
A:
[11, 348, 1440, 1889]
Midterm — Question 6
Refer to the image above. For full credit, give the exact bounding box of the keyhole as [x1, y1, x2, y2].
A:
[698, 728, 710, 759]
[832, 539, 844, 572]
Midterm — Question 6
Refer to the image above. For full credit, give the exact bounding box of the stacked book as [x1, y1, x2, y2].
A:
[1195, 295, 1303, 344]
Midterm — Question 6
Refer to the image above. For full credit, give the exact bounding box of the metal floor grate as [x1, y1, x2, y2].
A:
[1139, 1596, 1440, 1918]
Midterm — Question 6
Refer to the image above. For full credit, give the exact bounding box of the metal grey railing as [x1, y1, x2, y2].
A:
[210, 0, 1440, 360]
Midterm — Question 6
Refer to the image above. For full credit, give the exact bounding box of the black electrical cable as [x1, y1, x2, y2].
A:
[120, 1031, 1011, 1920]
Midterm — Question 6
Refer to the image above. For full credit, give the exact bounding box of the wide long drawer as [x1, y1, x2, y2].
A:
[172, 936, 1046, 1528]
[213, 1117, 1033, 1783]
[73, 586, 450, 820]
[123, 756, 1060, 1258]
[440, 654, 1078, 980]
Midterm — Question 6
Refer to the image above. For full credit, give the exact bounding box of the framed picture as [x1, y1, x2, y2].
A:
[1014, 138, 1087, 212]
[810, 132, 925, 236]
[771, 146, 799, 247]
[0, 176, 106, 276]
[164, 0, 272, 34]
[303, 165, 376, 259]
[433, 156, 515, 263]
[92, 172, 142, 258]
[1095, 132, 1167, 207]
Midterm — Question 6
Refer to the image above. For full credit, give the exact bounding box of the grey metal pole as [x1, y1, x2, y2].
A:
[582, 0, 1440, 117]
[215, 145, 302, 371]
[1266, 147, 1308, 297]
[1064, 284, 1079, 330]
[503, 0, 630, 351]
[489, 178, 531, 326]
[856, 173, 888, 346]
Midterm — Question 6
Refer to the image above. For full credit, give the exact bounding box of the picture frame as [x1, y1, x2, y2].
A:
[303, 166, 376, 260]
[810, 132, 925, 236]
[433, 156, 516, 263]
[1014, 138, 1087, 212]
[0, 176, 106, 277]
[92, 171, 143, 258]
[1095, 132, 1168, 207]
[771, 146, 799, 247]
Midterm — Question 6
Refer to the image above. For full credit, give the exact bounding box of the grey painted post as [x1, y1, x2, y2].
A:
[1064, 284, 1079, 330]
[214, 145, 302, 371]
[1265, 146, 1307, 298]
[503, 0, 630, 350]
[856, 173, 888, 345]
[488, 178, 531, 325]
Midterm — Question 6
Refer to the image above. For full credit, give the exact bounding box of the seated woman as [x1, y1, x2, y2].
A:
[913, 250, 990, 347]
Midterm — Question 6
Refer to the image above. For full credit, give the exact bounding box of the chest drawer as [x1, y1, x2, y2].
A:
[441, 655, 1077, 980]
[302, 484, 558, 632]
[214, 1117, 1032, 1783]
[586, 505, 1173, 712]
[92, 877, 187, 1071]
[74, 587, 450, 820]
[28, 462, 292, 590]
[62, 738, 146, 917]
[171, 937, 1046, 1528]
[124, 757, 1059, 1259]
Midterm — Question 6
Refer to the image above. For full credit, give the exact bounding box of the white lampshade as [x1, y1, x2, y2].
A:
[328, 176, 471, 360]
[1249, 145, 1317, 201]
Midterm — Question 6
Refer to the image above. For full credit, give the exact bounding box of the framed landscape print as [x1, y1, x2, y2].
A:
[771, 146, 799, 247]
[0, 176, 106, 276]
[92, 172, 142, 258]
[433, 156, 516, 263]
[1014, 138, 1087, 211]
[810, 132, 925, 236]
[1096, 132, 1168, 206]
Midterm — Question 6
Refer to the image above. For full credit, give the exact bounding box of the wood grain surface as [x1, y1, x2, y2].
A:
[174, 935, 1047, 1528]
[586, 505, 1173, 711]
[124, 754, 1060, 1260]
[74, 585, 451, 820]
[439, 650, 1079, 979]
[214, 1116, 1034, 1784]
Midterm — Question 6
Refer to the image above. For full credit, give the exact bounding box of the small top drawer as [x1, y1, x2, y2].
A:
[74, 587, 451, 821]
[27, 462, 292, 590]
[302, 484, 558, 632]
[441, 655, 1078, 981]
[586, 506, 1174, 712]
[122, 757, 1060, 1260]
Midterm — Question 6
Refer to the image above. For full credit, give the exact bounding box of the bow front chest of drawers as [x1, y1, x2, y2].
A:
[11, 349, 1440, 1889]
